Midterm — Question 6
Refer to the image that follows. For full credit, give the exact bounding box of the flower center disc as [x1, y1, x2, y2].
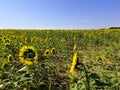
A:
[24, 49, 35, 59]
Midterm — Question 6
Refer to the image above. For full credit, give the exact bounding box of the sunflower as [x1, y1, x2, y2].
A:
[7, 54, 13, 62]
[73, 45, 77, 51]
[19, 46, 38, 65]
[0, 34, 2, 37]
[50, 48, 56, 54]
[0, 38, 3, 42]
[73, 36, 76, 40]
[3, 37, 6, 40]
[5, 43, 10, 47]
[4, 39, 10, 43]
[70, 53, 78, 74]
[43, 49, 50, 57]
[60, 38, 66, 43]
[40, 39, 44, 43]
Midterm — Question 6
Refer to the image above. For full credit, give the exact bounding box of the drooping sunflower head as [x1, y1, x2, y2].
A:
[19, 46, 38, 65]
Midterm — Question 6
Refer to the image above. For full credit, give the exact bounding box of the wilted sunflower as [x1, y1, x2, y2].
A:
[43, 49, 50, 57]
[19, 46, 38, 65]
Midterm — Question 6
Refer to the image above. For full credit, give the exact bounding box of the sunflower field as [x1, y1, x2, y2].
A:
[0, 29, 120, 90]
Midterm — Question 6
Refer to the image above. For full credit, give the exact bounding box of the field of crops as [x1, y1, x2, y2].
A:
[0, 29, 120, 90]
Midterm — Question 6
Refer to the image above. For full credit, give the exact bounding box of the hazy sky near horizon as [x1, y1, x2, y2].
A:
[0, 0, 120, 29]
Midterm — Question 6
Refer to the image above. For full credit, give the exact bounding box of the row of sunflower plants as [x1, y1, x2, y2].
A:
[1, 29, 120, 89]
[0, 30, 72, 90]
[69, 30, 120, 89]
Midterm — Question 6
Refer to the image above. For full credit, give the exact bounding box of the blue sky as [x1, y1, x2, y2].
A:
[0, 0, 120, 29]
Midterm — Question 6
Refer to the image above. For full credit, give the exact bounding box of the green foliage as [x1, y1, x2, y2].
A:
[0, 29, 120, 90]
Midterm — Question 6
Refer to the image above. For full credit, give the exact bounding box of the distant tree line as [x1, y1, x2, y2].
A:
[109, 27, 120, 29]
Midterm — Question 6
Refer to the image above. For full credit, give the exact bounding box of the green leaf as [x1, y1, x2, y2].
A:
[19, 76, 31, 82]
[1, 59, 8, 70]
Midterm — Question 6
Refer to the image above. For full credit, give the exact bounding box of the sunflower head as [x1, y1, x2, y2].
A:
[19, 46, 38, 65]
[7, 54, 13, 62]
[43, 49, 50, 57]
[0, 38, 3, 42]
[51, 48, 56, 54]
[4, 39, 10, 43]
[40, 39, 44, 43]
[60, 38, 66, 43]
[5, 43, 10, 47]
[3, 37, 6, 40]
[0, 34, 2, 37]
